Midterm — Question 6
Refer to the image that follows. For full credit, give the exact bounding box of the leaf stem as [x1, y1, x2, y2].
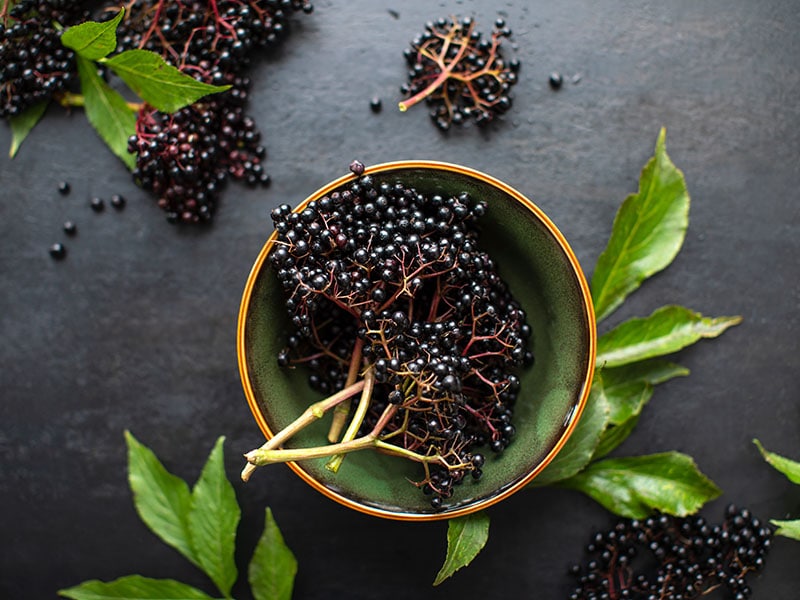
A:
[240, 379, 366, 481]
[56, 91, 141, 112]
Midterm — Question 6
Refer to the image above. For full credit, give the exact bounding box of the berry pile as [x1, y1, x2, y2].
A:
[400, 17, 520, 131]
[567, 505, 773, 600]
[0, 0, 91, 118]
[118, 0, 313, 223]
[267, 162, 533, 507]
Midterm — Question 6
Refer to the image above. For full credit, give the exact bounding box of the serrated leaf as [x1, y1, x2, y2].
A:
[754, 439, 800, 484]
[76, 55, 136, 170]
[596, 305, 741, 368]
[61, 9, 124, 61]
[104, 49, 230, 113]
[558, 452, 722, 518]
[591, 128, 690, 322]
[58, 575, 217, 600]
[532, 382, 611, 485]
[124, 431, 199, 568]
[771, 519, 800, 541]
[433, 512, 490, 586]
[188, 437, 240, 598]
[9, 100, 48, 158]
[249, 508, 297, 600]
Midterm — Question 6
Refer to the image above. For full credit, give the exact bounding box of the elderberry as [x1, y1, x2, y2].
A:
[566, 505, 773, 600]
[271, 163, 533, 507]
[401, 17, 520, 130]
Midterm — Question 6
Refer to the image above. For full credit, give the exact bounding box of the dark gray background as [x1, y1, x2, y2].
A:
[1, 0, 798, 598]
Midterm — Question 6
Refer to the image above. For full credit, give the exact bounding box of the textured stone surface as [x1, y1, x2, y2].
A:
[1, 1, 798, 598]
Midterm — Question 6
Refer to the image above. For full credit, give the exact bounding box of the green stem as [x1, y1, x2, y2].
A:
[56, 91, 142, 112]
[240, 379, 366, 481]
[245, 404, 399, 468]
[325, 367, 375, 473]
[327, 337, 364, 442]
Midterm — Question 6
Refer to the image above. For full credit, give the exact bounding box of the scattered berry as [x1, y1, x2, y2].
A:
[349, 160, 365, 176]
[57, 181, 71, 196]
[90, 197, 104, 212]
[370, 97, 382, 113]
[549, 71, 563, 90]
[49, 242, 66, 259]
[567, 505, 773, 600]
[63, 221, 76, 235]
[110, 194, 125, 209]
[400, 17, 519, 130]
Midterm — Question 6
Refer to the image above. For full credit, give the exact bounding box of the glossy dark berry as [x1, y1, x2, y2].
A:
[110, 194, 126, 209]
[63, 221, 77, 235]
[402, 17, 519, 129]
[49, 242, 66, 259]
[369, 97, 382, 113]
[90, 197, 104, 212]
[272, 163, 533, 507]
[548, 71, 563, 90]
[58, 181, 71, 196]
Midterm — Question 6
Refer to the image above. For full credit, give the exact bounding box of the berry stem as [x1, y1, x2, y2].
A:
[327, 337, 364, 442]
[325, 366, 375, 473]
[397, 25, 471, 113]
[56, 91, 142, 112]
[245, 403, 399, 467]
[240, 379, 366, 481]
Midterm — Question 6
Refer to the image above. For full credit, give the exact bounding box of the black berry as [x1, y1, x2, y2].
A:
[110, 194, 126, 209]
[63, 221, 77, 235]
[90, 197, 104, 212]
[548, 71, 563, 90]
[58, 181, 71, 196]
[49, 242, 66, 259]
[369, 97, 382, 113]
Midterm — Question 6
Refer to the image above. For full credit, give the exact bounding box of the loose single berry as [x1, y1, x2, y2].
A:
[548, 71, 563, 90]
[369, 97, 382, 113]
[110, 194, 126, 209]
[49, 242, 66, 259]
[63, 221, 77, 235]
[349, 160, 365, 176]
[58, 181, 71, 196]
[90, 197, 104, 212]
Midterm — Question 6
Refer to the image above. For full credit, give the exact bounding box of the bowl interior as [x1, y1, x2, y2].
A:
[239, 162, 595, 520]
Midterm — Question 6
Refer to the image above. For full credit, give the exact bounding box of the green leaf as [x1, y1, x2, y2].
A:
[771, 519, 800, 541]
[188, 437, 240, 598]
[433, 512, 490, 586]
[76, 55, 137, 170]
[601, 359, 689, 389]
[754, 439, 800, 484]
[596, 305, 741, 368]
[58, 575, 216, 600]
[532, 382, 611, 485]
[61, 9, 124, 61]
[593, 414, 640, 459]
[249, 508, 297, 600]
[124, 431, 198, 568]
[591, 128, 690, 322]
[558, 452, 722, 518]
[103, 49, 231, 113]
[9, 100, 48, 158]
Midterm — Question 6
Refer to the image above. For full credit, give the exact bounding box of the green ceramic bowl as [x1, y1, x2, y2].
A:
[238, 161, 596, 521]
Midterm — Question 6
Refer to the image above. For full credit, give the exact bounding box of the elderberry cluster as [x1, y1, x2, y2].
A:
[0, 0, 91, 117]
[118, 0, 313, 223]
[270, 162, 533, 507]
[401, 17, 520, 131]
[567, 505, 773, 600]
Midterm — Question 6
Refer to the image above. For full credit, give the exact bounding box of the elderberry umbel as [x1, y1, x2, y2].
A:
[117, 0, 313, 223]
[0, 0, 91, 117]
[400, 17, 520, 130]
[567, 505, 773, 600]
[242, 163, 534, 509]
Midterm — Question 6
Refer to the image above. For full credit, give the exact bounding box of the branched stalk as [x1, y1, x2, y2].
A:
[240, 379, 366, 481]
[327, 337, 364, 442]
[325, 366, 375, 473]
[245, 403, 399, 467]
